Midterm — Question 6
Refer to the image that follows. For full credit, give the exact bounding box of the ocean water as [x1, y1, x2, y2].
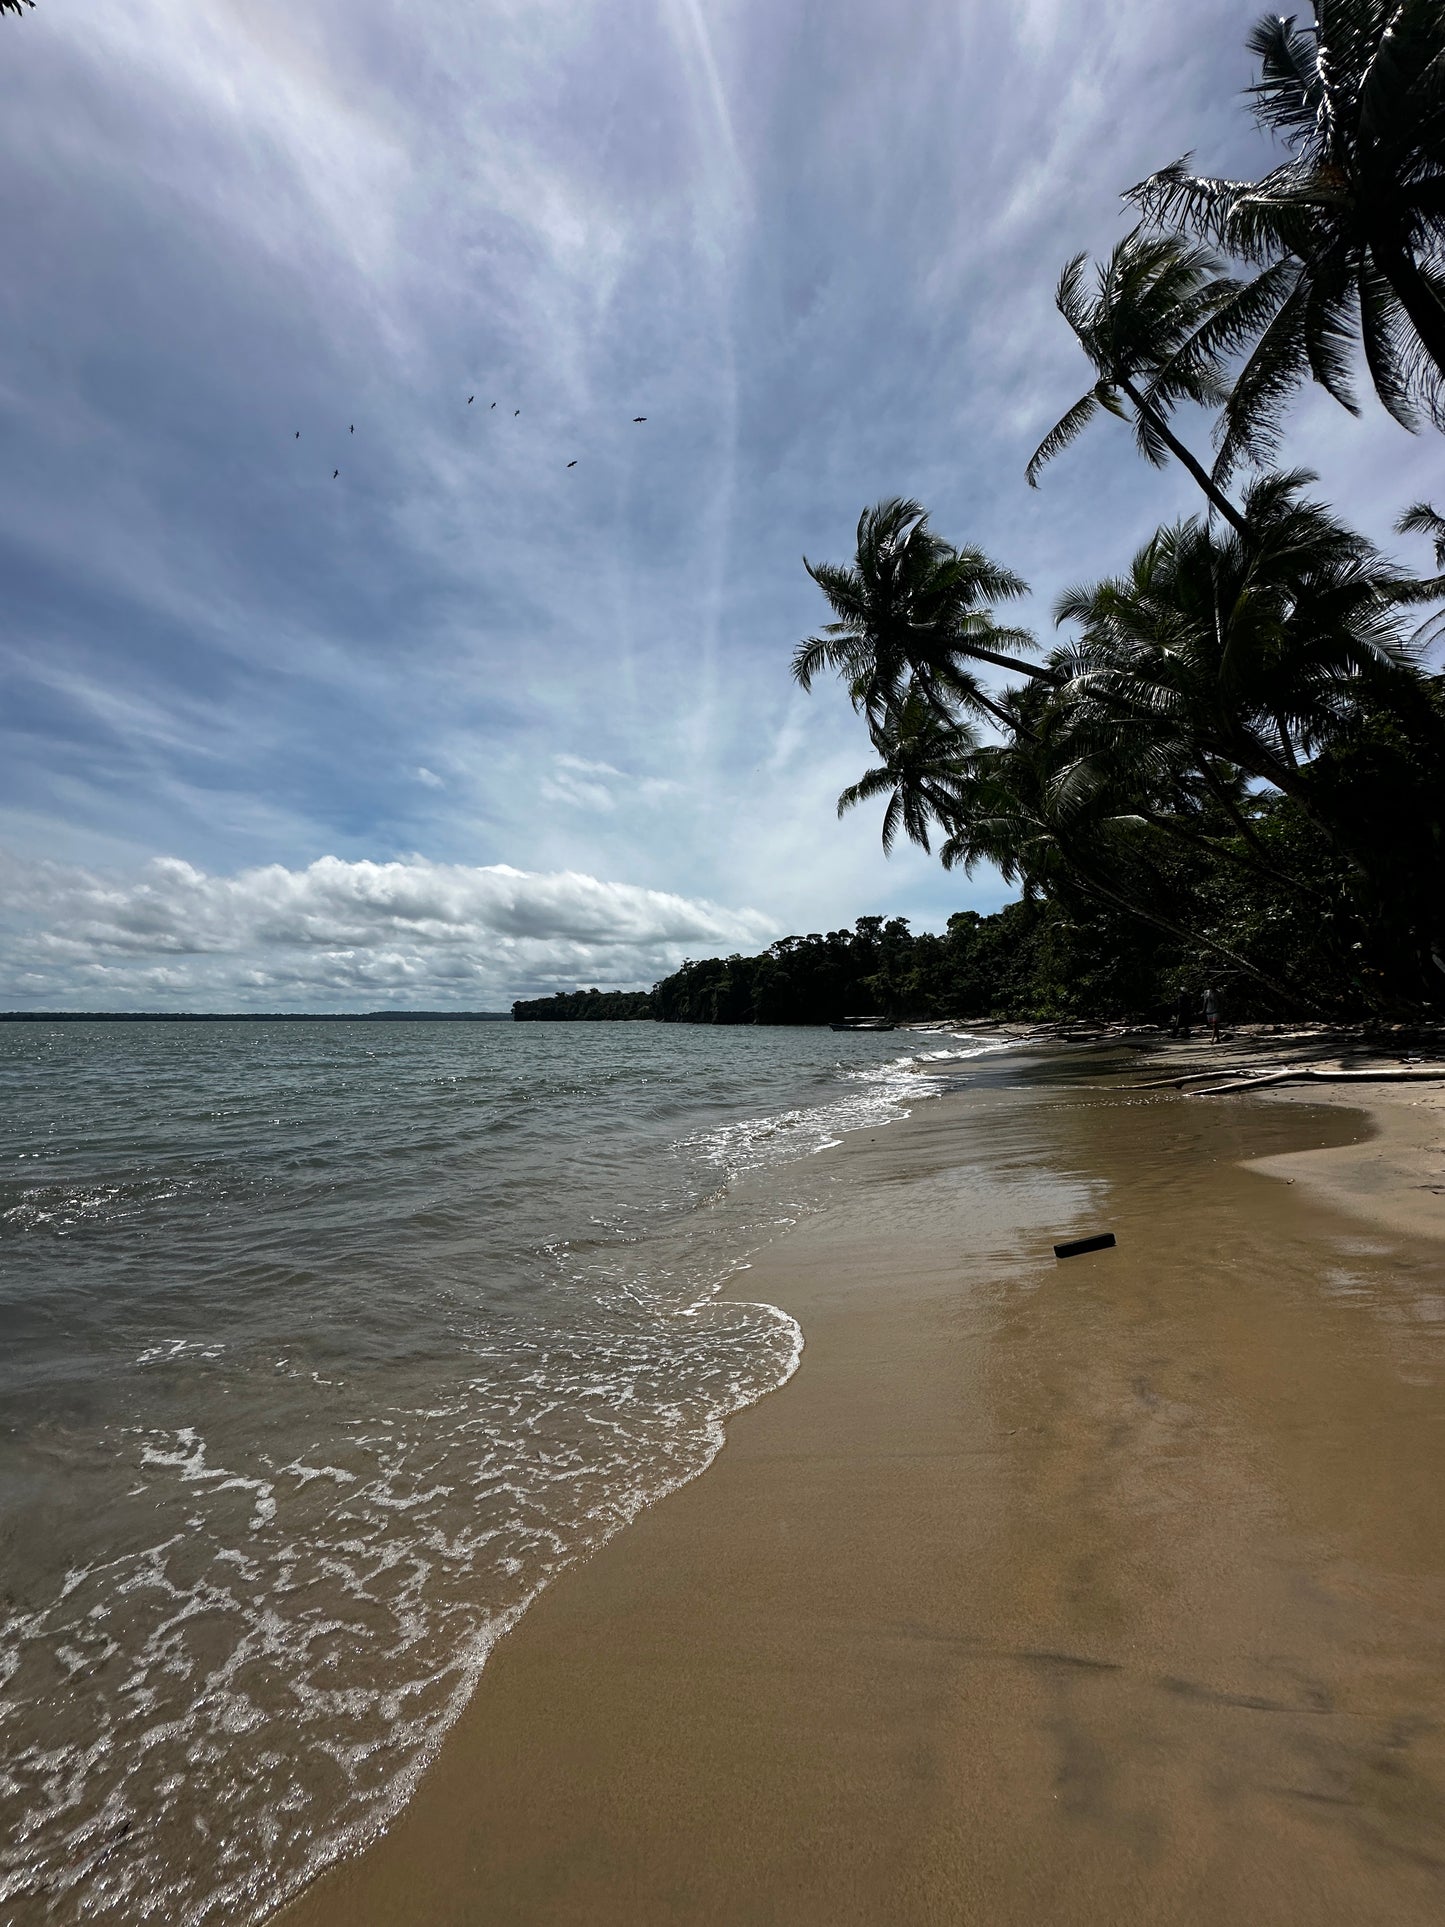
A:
[0, 1019, 1001, 1924]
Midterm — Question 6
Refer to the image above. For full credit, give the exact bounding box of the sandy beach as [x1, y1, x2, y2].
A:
[279, 1046, 1445, 1926]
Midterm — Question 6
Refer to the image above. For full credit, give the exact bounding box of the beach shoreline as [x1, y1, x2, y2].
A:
[276, 1047, 1445, 1927]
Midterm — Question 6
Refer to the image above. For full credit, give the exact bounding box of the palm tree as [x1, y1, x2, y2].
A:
[834, 691, 979, 855]
[933, 712, 1318, 1005]
[1, 2, 36, 14]
[1026, 230, 1271, 533]
[1129, 2, 1445, 477]
[794, 499, 1043, 736]
[1052, 471, 1432, 808]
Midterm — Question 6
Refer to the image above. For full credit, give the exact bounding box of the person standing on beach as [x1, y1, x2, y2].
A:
[1202, 985, 1220, 1042]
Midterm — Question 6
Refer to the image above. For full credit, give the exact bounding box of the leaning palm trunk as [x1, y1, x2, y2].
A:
[1114, 376, 1248, 534]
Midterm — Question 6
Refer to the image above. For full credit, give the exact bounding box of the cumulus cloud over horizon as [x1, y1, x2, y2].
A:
[0, 850, 776, 1009]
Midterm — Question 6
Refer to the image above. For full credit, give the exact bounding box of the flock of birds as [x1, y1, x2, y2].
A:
[294, 399, 649, 482]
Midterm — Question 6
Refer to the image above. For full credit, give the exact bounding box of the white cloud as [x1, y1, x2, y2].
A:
[413, 766, 445, 788]
[0, 850, 776, 1009]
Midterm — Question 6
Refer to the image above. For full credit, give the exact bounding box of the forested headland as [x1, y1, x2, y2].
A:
[513, 890, 1348, 1028]
[527, 6, 1445, 1028]
[513, 988, 655, 1021]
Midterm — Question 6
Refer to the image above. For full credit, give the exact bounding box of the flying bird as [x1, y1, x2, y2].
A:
[468, 395, 474, 404]
[566, 460, 577, 468]
[333, 469, 339, 479]
[514, 409, 520, 416]
[350, 424, 354, 433]
[295, 430, 300, 439]
[633, 417, 646, 423]
[490, 401, 496, 409]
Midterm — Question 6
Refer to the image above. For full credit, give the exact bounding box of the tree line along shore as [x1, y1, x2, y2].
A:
[508, 906, 1444, 1036]
[510, 906, 1155, 1026]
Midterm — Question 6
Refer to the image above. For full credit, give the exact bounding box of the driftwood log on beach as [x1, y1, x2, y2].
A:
[1191, 1065, 1445, 1097]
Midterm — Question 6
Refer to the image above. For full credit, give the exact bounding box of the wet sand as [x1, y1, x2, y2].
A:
[279, 1056, 1445, 1926]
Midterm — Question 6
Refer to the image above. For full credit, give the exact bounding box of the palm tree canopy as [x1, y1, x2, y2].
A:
[1128, 2, 1445, 471]
[795, 498, 1042, 729]
[1026, 230, 1274, 529]
[835, 691, 980, 856]
[1050, 471, 1435, 796]
[1028, 230, 1243, 478]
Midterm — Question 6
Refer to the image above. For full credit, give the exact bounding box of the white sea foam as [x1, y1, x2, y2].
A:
[1, 1284, 803, 1927]
[0, 1021, 979, 1927]
[683, 1031, 1013, 1178]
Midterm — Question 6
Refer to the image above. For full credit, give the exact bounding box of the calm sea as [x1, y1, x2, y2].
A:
[0, 1019, 998, 1924]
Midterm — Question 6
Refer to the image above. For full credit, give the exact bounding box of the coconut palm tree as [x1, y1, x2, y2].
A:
[1052, 472, 1434, 804]
[834, 690, 979, 855]
[1026, 229, 1275, 532]
[793, 498, 1043, 736]
[1129, 2, 1445, 477]
[1, 2, 36, 15]
[933, 709, 1318, 1005]
[1053, 476, 1445, 1003]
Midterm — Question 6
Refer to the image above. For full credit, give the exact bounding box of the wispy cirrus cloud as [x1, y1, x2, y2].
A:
[540, 754, 681, 814]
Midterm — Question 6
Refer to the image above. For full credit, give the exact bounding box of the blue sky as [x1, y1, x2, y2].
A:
[1, 0, 1441, 1008]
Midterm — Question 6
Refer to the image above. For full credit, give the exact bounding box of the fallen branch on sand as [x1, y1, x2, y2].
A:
[1191, 1065, 1445, 1097]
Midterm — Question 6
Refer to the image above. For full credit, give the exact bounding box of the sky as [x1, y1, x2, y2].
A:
[1, 0, 1441, 1010]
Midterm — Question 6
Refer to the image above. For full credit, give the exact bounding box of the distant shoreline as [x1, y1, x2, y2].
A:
[0, 1010, 515, 1022]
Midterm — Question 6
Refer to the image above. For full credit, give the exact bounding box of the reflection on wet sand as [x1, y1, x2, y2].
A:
[280, 1060, 1445, 1927]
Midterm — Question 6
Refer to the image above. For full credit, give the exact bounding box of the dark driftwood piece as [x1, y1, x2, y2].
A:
[1054, 1232, 1117, 1260]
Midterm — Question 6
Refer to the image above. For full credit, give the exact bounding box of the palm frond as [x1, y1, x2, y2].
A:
[790, 635, 832, 691]
[1025, 390, 1101, 486]
[1212, 277, 1311, 481]
[836, 765, 897, 819]
[1245, 12, 1324, 143]
[1124, 157, 1255, 249]
[1357, 258, 1422, 427]
[1396, 500, 1445, 566]
[1301, 265, 1362, 412]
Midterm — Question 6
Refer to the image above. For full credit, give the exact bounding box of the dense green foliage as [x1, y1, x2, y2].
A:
[510, 907, 1150, 1028]
[512, 988, 655, 1021]
[528, 866, 1366, 1026]
[794, 4, 1445, 1024]
[647, 906, 1137, 1025]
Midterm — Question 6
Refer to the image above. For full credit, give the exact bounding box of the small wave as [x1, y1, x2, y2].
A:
[0, 1304, 803, 1927]
[682, 1031, 1014, 1180]
[135, 1339, 225, 1368]
[684, 1057, 923, 1179]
